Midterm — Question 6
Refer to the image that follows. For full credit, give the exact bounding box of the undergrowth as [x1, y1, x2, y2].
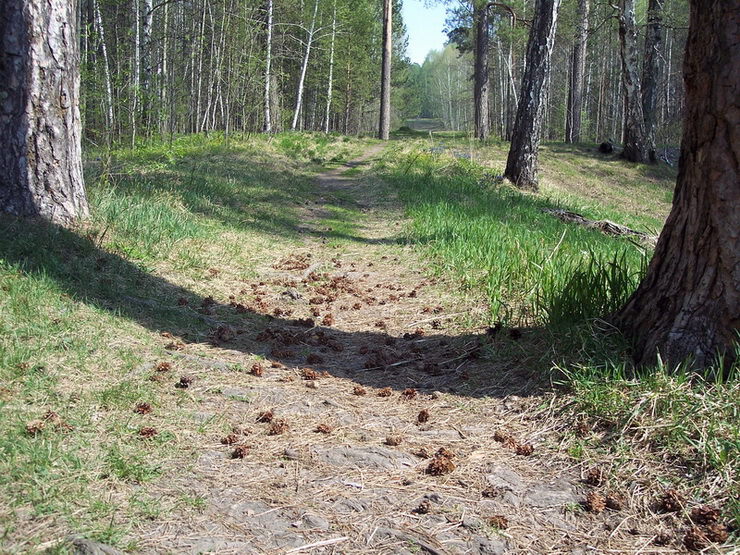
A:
[382, 148, 648, 327]
[384, 142, 738, 528]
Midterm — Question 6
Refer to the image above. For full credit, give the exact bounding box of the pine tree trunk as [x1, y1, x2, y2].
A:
[617, 0, 649, 162]
[565, 0, 588, 143]
[615, 0, 739, 369]
[641, 0, 663, 163]
[0, 0, 89, 224]
[378, 0, 392, 140]
[473, 2, 490, 140]
[504, 0, 561, 190]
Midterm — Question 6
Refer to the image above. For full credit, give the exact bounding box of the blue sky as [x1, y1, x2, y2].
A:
[401, 0, 449, 65]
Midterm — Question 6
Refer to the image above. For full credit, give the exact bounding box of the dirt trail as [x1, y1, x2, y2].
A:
[131, 150, 678, 554]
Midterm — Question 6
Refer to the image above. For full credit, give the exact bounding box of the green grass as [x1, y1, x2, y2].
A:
[383, 140, 738, 527]
[0, 130, 737, 547]
[382, 148, 648, 326]
[0, 131, 369, 550]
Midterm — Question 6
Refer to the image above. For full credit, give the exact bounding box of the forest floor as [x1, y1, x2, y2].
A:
[0, 134, 736, 554]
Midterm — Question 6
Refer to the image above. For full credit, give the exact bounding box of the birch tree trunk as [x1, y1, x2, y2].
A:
[93, 0, 114, 144]
[264, 0, 273, 133]
[378, 0, 392, 140]
[565, 0, 588, 143]
[141, 0, 154, 122]
[291, 0, 319, 131]
[615, 0, 739, 369]
[324, 0, 337, 134]
[617, 0, 649, 162]
[641, 0, 663, 163]
[503, 0, 561, 190]
[0, 0, 89, 224]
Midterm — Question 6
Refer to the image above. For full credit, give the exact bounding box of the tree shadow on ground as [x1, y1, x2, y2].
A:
[0, 216, 552, 401]
[90, 146, 410, 248]
[544, 142, 678, 183]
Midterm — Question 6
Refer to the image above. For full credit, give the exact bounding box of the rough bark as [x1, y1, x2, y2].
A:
[503, 0, 561, 190]
[565, 0, 588, 143]
[378, 0, 392, 140]
[615, 0, 739, 369]
[0, 0, 89, 224]
[642, 0, 664, 163]
[473, 2, 490, 140]
[617, 0, 649, 162]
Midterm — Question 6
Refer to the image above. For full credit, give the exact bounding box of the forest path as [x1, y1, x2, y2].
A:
[133, 148, 662, 554]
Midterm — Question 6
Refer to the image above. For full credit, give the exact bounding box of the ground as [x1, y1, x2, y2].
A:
[0, 134, 735, 554]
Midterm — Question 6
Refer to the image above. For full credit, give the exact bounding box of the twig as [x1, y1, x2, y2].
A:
[285, 536, 349, 553]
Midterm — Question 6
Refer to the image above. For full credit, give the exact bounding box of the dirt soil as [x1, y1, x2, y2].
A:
[119, 148, 703, 554]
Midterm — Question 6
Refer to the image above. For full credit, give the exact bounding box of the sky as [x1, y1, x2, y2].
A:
[401, 0, 449, 65]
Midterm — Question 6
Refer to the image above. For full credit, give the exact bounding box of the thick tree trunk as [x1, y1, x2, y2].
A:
[615, 0, 739, 369]
[503, 0, 561, 191]
[0, 0, 89, 224]
[565, 0, 588, 143]
[378, 0, 392, 140]
[641, 0, 663, 163]
[473, 2, 490, 140]
[617, 0, 649, 162]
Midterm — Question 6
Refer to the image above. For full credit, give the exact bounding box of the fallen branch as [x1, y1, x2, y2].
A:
[541, 208, 657, 245]
[285, 536, 349, 553]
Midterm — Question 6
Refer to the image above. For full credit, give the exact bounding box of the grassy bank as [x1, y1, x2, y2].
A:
[381, 139, 738, 528]
[0, 132, 370, 549]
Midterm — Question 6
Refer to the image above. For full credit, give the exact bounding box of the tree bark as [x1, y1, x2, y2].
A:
[93, 0, 114, 143]
[641, 0, 663, 163]
[617, 0, 649, 162]
[0, 0, 89, 224]
[615, 0, 739, 369]
[324, 0, 337, 134]
[291, 0, 319, 131]
[141, 0, 154, 123]
[473, 1, 490, 140]
[503, 0, 561, 190]
[378, 0, 392, 140]
[565, 0, 588, 143]
[264, 0, 273, 133]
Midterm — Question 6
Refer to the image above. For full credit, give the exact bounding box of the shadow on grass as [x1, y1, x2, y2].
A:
[0, 216, 551, 400]
[90, 144, 408, 248]
[544, 142, 678, 184]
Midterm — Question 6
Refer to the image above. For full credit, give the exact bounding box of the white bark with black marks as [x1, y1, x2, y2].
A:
[378, 0, 392, 140]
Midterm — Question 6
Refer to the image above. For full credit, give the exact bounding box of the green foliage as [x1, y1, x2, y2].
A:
[385, 149, 646, 327]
